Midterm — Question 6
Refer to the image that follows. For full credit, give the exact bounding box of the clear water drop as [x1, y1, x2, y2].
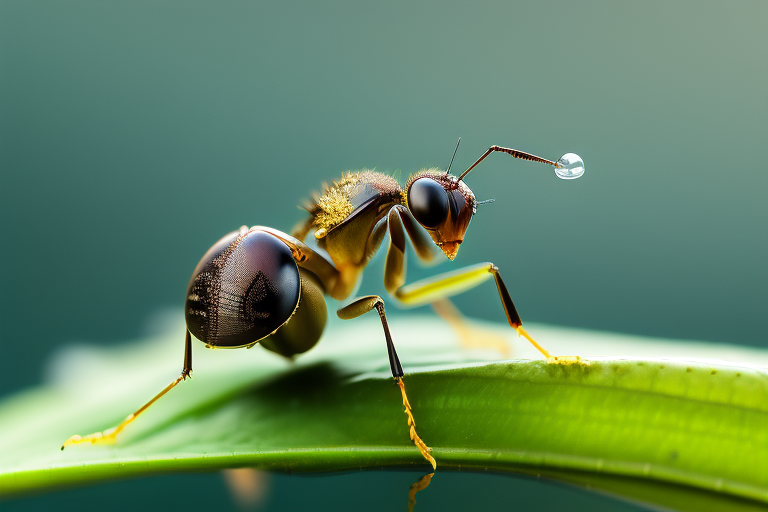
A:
[555, 153, 584, 180]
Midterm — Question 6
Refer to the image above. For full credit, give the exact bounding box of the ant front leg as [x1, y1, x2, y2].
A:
[337, 295, 436, 470]
[62, 330, 194, 449]
[383, 206, 438, 294]
[394, 263, 586, 365]
[384, 206, 509, 357]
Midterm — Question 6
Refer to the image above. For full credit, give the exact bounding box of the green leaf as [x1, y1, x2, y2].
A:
[1, 316, 766, 512]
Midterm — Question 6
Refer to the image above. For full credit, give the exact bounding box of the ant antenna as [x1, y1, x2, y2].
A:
[445, 137, 461, 175]
[458, 145, 559, 182]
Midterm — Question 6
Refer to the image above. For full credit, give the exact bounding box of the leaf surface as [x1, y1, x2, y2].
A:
[1, 316, 766, 511]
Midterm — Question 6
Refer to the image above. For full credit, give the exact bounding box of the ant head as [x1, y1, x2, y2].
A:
[406, 170, 476, 260]
[405, 139, 582, 260]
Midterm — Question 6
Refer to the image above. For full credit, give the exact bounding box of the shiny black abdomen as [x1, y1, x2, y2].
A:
[185, 229, 301, 347]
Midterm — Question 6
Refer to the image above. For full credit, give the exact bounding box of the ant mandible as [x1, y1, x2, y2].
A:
[62, 141, 585, 471]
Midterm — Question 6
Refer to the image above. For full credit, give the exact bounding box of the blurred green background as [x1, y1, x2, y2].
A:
[1, 1, 766, 510]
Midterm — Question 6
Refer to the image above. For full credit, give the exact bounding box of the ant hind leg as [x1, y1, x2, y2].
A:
[61, 330, 194, 449]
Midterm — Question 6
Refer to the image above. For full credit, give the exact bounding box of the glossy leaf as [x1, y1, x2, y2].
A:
[0, 316, 766, 511]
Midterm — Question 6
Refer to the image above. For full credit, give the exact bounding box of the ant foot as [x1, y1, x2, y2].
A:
[546, 355, 589, 366]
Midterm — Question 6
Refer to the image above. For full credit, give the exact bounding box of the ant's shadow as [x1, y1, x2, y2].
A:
[136, 361, 392, 444]
[251, 362, 352, 399]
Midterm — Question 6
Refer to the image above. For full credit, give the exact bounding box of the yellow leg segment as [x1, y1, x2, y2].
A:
[61, 370, 191, 449]
[62, 330, 194, 449]
[432, 298, 511, 357]
[396, 377, 436, 470]
[395, 263, 493, 307]
[515, 325, 586, 365]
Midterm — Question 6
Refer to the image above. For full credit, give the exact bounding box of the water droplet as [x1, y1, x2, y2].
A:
[555, 153, 584, 180]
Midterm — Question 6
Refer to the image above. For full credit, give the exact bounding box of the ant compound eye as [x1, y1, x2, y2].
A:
[408, 177, 449, 228]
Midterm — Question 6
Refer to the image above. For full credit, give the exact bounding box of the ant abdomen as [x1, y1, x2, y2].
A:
[185, 229, 302, 348]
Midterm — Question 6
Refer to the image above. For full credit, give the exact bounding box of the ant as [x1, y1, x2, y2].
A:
[62, 141, 585, 474]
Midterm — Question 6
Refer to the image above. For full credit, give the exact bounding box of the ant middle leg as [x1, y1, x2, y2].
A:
[383, 206, 439, 295]
[394, 263, 585, 365]
[337, 295, 436, 470]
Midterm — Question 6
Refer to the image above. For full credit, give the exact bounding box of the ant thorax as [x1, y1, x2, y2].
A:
[298, 170, 405, 295]
[309, 170, 402, 238]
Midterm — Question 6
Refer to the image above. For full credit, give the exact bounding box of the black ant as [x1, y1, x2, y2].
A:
[62, 141, 585, 474]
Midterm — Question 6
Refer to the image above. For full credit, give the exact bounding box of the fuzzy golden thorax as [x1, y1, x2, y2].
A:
[311, 171, 401, 236]
[313, 173, 357, 233]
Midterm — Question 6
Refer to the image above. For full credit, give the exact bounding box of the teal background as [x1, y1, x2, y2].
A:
[1, 1, 766, 511]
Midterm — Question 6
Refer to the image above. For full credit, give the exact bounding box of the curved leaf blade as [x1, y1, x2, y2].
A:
[0, 317, 766, 511]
